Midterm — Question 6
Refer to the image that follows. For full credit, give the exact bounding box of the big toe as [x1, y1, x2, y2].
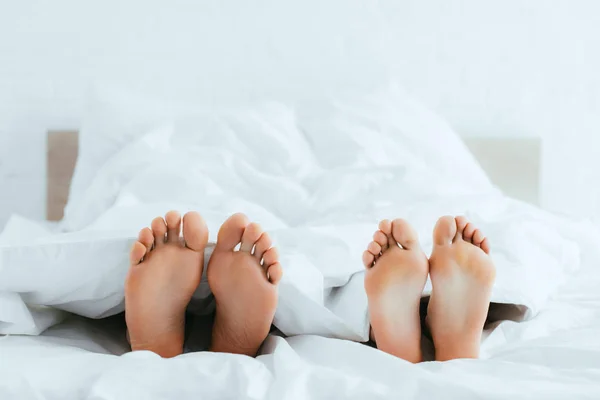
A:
[433, 216, 458, 246]
[216, 213, 250, 251]
[391, 218, 419, 250]
[182, 211, 208, 251]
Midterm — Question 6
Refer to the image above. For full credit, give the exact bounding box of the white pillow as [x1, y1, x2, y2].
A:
[66, 0, 391, 213]
[298, 82, 493, 190]
[66, 85, 200, 214]
[66, 82, 493, 228]
[63, 103, 317, 231]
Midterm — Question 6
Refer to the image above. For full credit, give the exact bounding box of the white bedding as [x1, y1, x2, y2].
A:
[2, 86, 600, 399]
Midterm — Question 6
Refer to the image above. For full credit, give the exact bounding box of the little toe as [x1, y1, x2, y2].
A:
[253, 233, 272, 261]
[151, 217, 168, 247]
[433, 216, 458, 246]
[216, 213, 249, 251]
[138, 228, 154, 253]
[462, 223, 476, 242]
[373, 230, 389, 252]
[130, 241, 147, 265]
[391, 218, 419, 250]
[262, 247, 279, 268]
[367, 241, 382, 257]
[165, 211, 182, 243]
[363, 251, 375, 268]
[241, 222, 263, 252]
[266, 262, 283, 285]
[182, 211, 209, 252]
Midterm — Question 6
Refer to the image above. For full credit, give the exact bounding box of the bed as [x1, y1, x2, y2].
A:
[2, 87, 600, 400]
[46, 131, 542, 220]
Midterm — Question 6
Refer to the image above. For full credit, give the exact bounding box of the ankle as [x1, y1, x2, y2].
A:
[373, 326, 423, 363]
[210, 325, 263, 357]
[434, 335, 480, 361]
[210, 337, 261, 357]
[130, 331, 184, 358]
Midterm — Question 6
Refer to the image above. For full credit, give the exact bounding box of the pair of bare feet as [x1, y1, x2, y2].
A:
[125, 211, 494, 362]
[125, 211, 283, 358]
[363, 216, 496, 362]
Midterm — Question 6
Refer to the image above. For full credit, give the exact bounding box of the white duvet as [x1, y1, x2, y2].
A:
[2, 87, 600, 399]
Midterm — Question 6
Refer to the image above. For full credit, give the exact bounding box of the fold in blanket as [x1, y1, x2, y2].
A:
[0, 106, 586, 344]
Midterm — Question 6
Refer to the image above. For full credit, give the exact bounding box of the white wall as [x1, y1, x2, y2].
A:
[1, 0, 599, 228]
[381, 1, 600, 223]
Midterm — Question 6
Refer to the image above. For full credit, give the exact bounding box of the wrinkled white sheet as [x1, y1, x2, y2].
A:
[2, 95, 600, 398]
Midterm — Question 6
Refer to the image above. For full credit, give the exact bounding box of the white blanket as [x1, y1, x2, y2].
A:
[2, 94, 600, 398]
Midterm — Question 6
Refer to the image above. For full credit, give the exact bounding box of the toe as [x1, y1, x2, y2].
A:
[433, 216, 457, 246]
[138, 228, 154, 253]
[216, 213, 249, 251]
[378, 219, 396, 247]
[240, 222, 263, 252]
[363, 251, 375, 268]
[378, 219, 392, 235]
[182, 211, 208, 251]
[462, 223, 476, 242]
[373, 230, 389, 252]
[472, 229, 485, 246]
[267, 262, 283, 285]
[165, 211, 182, 243]
[480, 238, 491, 254]
[387, 235, 397, 248]
[367, 241, 382, 256]
[130, 241, 147, 265]
[253, 233, 272, 261]
[391, 218, 419, 250]
[262, 247, 279, 267]
[455, 216, 469, 232]
[151, 217, 168, 246]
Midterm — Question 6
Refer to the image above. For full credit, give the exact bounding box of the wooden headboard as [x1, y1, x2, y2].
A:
[47, 131, 78, 221]
[46, 131, 541, 221]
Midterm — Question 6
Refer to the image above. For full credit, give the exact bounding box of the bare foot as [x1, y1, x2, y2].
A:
[207, 213, 283, 357]
[428, 216, 496, 361]
[125, 211, 208, 358]
[363, 219, 428, 363]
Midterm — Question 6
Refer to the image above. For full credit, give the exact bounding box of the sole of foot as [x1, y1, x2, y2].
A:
[207, 213, 283, 357]
[363, 218, 429, 363]
[427, 215, 496, 361]
[125, 210, 208, 358]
